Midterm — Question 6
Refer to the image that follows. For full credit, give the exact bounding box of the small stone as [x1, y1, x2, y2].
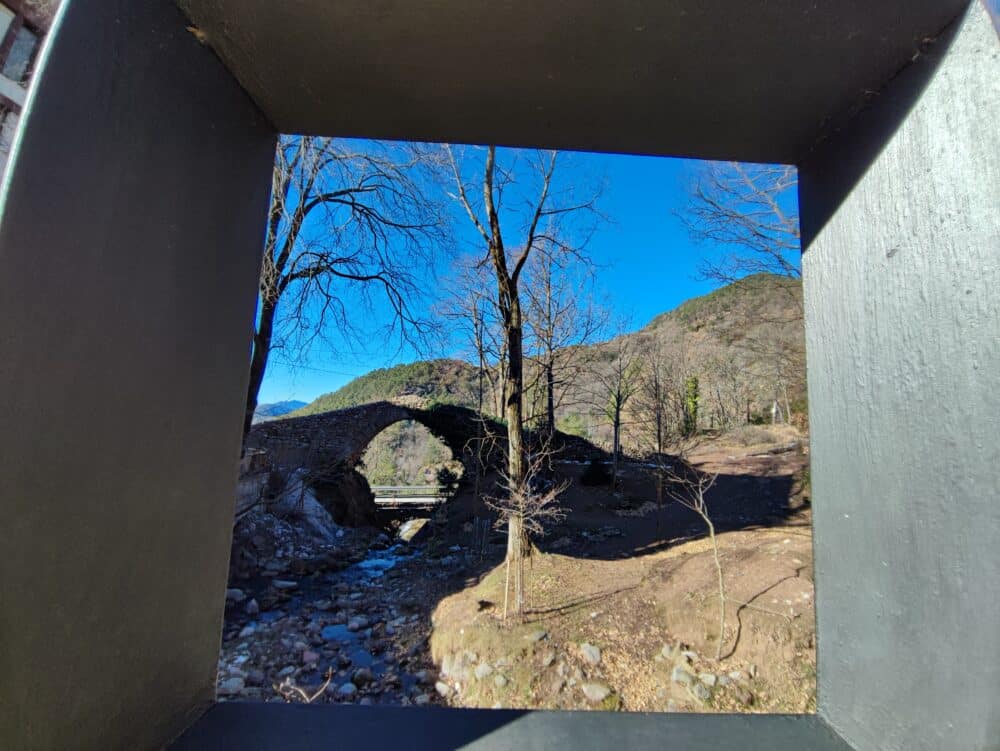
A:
[494, 675, 508, 689]
[414, 669, 434, 685]
[435, 681, 453, 698]
[660, 644, 677, 660]
[736, 688, 754, 706]
[246, 669, 266, 686]
[525, 628, 548, 643]
[691, 682, 711, 702]
[748, 663, 758, 679]
[244, 599, 260, 616]
[440, 654, 454, 677]
[671, 665, 695, 686]
[337, 682, 358, 697]
[491, 702, 503, 710]
[353, 667, 375, 688]
[541, 650, 556, 668]
[302, 650, 320, 664]
[581, 682, 611, 703]
[580, 643, 601, 666]
[359, 697, 374, 706]
[698, 672, 717, 687]
[414, 694, 431, 706]
[347, 616, 369, 632]
[225, 588, 246, 603]
[728, 671, 745, 682]
[474, 662, 494, 680]
[218, 677, 245, 696]
[277, 665, 296, 678]
[681, 650, 698, 662]
[238, 625, 255, 639]
[717, 675, 731, 686]
[272, 580, 298, 590]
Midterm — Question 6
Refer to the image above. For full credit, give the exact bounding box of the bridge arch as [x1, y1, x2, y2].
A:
[244, 401, 506, 525]
[246, 400, 505, 492]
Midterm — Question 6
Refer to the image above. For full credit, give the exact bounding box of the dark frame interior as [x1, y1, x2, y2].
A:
[1, 2, 997, 749]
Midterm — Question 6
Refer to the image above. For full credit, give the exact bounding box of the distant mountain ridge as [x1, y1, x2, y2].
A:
[253, 400, 308, 423]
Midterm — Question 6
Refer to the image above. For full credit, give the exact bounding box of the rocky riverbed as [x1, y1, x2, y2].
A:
[219, 439, 815, 713]
[218, 507, 476, 706]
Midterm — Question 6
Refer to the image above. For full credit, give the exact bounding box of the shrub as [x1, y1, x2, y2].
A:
[730, 425, 778, 446]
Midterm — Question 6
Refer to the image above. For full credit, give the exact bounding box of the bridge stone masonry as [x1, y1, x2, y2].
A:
[246, 399, 497, 474]
[243, 399, 607, 525]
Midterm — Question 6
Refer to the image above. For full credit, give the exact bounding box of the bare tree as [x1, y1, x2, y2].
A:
[523, 247, 607, 438]
[634, 337, 688, 525]
[446, 145, 599, 565]
[592, 330, 641, 488]
[437, 256, 505, 509]
[244, 136, 445, 438]
[680, 162, 800, 287]
[679, 160, 806, 423]
[704, 354, 754, 431]
[658, 448, 725, 661]
[635, 337, 690, 454]
[485, 450, 567, 620]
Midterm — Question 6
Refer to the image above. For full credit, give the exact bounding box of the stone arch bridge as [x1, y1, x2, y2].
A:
[243, 399, 605, 525]
[246, 400, 503, 474]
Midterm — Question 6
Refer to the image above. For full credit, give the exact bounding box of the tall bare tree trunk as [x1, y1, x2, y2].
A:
[611, 407, 621, 488]
[705, 516, 726, 661]
[502, 292, 528, 562]
[243, 298, 277, 440]
[545, 360, 556, 438]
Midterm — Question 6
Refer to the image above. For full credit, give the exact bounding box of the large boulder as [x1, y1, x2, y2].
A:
[310, 467, 378, 527]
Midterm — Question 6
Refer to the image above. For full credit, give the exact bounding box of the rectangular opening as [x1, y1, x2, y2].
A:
[220, 138, 815, 716]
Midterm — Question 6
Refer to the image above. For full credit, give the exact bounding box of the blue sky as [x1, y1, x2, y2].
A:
[257, 148, 790, 405]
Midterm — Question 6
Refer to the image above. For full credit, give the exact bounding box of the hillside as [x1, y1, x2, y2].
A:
[566, 273, 805, 448]
[292, 359, 480, 418]
[291, 274, 805, 461]
[645, 273, 802, 343]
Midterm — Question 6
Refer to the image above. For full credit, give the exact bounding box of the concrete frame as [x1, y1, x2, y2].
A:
[0, 1, 996, 749]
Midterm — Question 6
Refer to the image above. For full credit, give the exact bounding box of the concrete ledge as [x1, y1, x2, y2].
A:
[171, 703, 852, 751]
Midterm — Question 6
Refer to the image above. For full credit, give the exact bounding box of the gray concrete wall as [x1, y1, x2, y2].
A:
[0, 1, 276, 749]
[800, 3, 1000, 749]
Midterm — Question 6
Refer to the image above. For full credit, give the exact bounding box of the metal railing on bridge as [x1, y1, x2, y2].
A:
[371, 485, 449, 509]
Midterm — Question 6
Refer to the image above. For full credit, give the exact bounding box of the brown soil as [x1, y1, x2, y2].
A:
[427, 427, 815, 713]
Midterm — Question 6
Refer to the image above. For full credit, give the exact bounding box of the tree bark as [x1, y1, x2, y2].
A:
[611, 404, 621, 488]
[497, 270, 529, 564]
[545, 360, 556, 438]
[243, 297, 277, 440]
